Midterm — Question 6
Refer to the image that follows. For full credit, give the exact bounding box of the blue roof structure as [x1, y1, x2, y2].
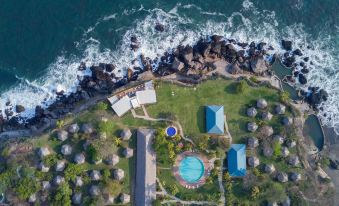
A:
[205, 105, 224, 134]
[228, 144, 246, 177]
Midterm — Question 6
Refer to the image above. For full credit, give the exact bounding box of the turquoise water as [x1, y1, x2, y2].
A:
[303, 114, 324, 150]
[0, 0, 338, 132]
[179, 156, 204, 183]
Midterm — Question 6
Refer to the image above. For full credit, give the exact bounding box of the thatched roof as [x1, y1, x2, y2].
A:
[272, 135, 284, 144]
[106, 154, 119, 166]
[286, 140, 296, 148]
[103, 194, 115, 205]
[275, 104, 286, 115]
[61, 144, 72, 155]
[72, 193, 82, 205]
[261, 111, 273, 121]
[74, 153, 86, 164]
[290, 172, 301, 182]
[74, 176, 83, 187]
[28, 194, 36, 203]
[114, 168, 125, 181]
[81, 123, 94, 134]
[123, 148, 134, 158]
[38, 162, 50, 172]
[282, 197, 291, 206]
[264, 164, 275, 174]
[288, 155, 300, 166]
[55, 160, 66, 172]
[247, 122, 258, 132]
[282, 116, 293, 126]
[258, 125, 274, 138]
[42, 181, 51, 191]
[57, 130, 68, 141]
[263, 147, 273, 157]
[257, 98, 268, 109]
[248, 156, 260, 167]
[38, 147, 51, 158]
[277, 172, 288, 183]
[120, 128, 132, 140]
[90, 170, 101, 181]
[89, 185, 100, 197]
[281, 147, 290, 157]
[120, 193, 130, 204]
[247, 137, 259, 148]
[68, 123, 80, 134]
[247, 107, 258, 117]
[54, 175, 65, 186]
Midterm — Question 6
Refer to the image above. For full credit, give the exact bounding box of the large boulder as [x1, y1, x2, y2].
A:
[15, 105, 25, 113]
[181, 45, 193, 64]
[171, 58, 185, 71]
[250, 57, 268, 74]
[298, 74, 307, 85]
[281, 40, 292, 51]
[227, 63, 242, 74]
[155, 23, 165, 32]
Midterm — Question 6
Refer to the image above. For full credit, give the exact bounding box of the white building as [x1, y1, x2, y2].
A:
[135, 90, 157, 105]
[111, 95, 132, 117]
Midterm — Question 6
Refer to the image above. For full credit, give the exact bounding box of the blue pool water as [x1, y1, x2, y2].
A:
[179, 156, 204, 183]
[166, 126, 177, 137]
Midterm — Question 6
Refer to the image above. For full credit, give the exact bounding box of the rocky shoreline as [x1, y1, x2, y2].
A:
[0, 33, 329, 138]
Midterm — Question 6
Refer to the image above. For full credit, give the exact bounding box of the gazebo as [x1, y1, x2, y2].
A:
[72, 193, 82, 205]
[74, 176, 83, 187]
[282, 116, 293, 126]
[90, 170, 101, 181]
[57, 130, 68, 141]
[288, 155, 300, 166]
[120, 128, 132, 141]
[247, 107, 257, 117]
[264, 164, 275, 174]
[277, 172, 288, 183]
[123, 148, 134, 158]
[290, 172, 301, 182]
[114, 168, 125, 181]
[258, 125, 274, 138]
[257, 98, 268, 109]
[261, 111, 273, 121]
[55, 160, 66, 172]
[106, 154, 119, 166]
[281, 147, 290, 157]
[74, 153, 86, 164]
[263, 147, 273, 157]
[247, 156, 260, 168]
[247, 137, 259, 148]
[68, 123, 80, 134]
[247, 122, 258, 132]
[275, 104, 286, 115]
[89, 185, 100, 197]
[38, 162, 50, 173]
[38, 147, 51, 158]
[54, 175, 65, 186]
[42, 181, 51, 191]
[61, 144, 72, 156]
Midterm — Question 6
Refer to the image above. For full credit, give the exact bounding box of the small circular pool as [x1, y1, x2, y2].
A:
[166, 126, 177, 137]
[179, 156, 205, 183]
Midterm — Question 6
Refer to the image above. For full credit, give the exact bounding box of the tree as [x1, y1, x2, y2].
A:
[113, 137, 122, 146]
[223, 172, 231, 182]
[15, 177, 41, 200]
[173, 135, 181, 142]
[51, 183, 72, 206]
[103, 180, 121, 196]
[235, 80, 248, 94]
[252, 168, 261, 177]
[87, 144, 100, 162]
[43, 154, 58, 167]
[169, 184, 179, 196]
[56, 120, 65, 129]
[280, 91, 290, 103]
[64, 163, 84, 181]
[251, 186, 260, 200]
[198, 135, 209, 150]
[102, 169, 111, 184]
[273, 142, 282, 158]
[95, 102, 108, 111]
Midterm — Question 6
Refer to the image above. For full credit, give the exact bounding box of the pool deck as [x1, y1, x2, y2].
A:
[173, 151, 211, 189]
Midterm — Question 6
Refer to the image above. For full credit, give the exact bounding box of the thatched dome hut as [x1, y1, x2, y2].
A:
[54, 175, 65, 186]
[282, 116, 293, 126]
[68, 123, 80, 134]
[267, 202, 278, 206]
[81, 123, 94, 134]
[264, 164, 275, 174]
[247, 107, 258, 117]
[106, 154, 119, 166]
[257, 98, 268, 109]
[74, 176, 83, 187]
[277, 172, 288, 183]
[42, 181, 51, 191]
[72, 193, 82, 205]
[248, 156, 260, 167]
[114, 168, 125, 181]
[247, 137, 259, 148]
[74, 153, 85, 164]
[261, 111, 273, 121]
[288, 155, 300, 166]
[61, 144, 72, 156]
[57, 130, 68, 141]
[90, 170, 101, 181]
[119, 193, 130, 204]
[281, 147, 290, 158]
[89, 185, 100, 197]
[247, 122, 258, 132]
[28, 194, 36, 203]
[286, 140, 296, 148]
[282, 197, 291, 206]
[120, 128, 132, 141]
[38, 162, 50, 172]
[275, 104, 286, 115]
[263, 147, 273, 157]
[258, 125, 274, 138]
[123, 148, 134, 158]
[55, 160, 66, 172]
[272, 135, 284, 144]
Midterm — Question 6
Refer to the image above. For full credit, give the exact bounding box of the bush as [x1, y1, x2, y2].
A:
[87, 144, 100, 162]
[250, 76, 260, 83]
[273, 142, 281, 158]
[102, 169, 111, 184]
[103, 180, 121, 196]
[95, 102, 108, 111]
[43, 154, 58, 167]
[97, 121, 115, 134]
[251, 186, 260, 200]
[15, 177, 41, 200]
[64, 163, 85, 181]
[279, 91, 290, 103]
[235, 80, 248, 94]
[51, 183, 72, 206]
[56, 120, 65, 129]
[169, 184, 179, 196]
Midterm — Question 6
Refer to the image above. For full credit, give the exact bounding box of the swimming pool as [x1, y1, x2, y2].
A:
[179, 156, 205, 183]
[166, 126, 177, 137]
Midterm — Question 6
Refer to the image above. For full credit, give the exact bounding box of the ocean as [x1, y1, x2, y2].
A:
[0, 0, 338, 131]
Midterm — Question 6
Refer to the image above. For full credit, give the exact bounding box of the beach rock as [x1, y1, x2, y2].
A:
[15, 105, 25, 113]
[211, 35, 223, 42]
[171, 58, 185, 71]
[181, 45, 194, 64]
[281, 40, 292, 50]
[155, 23, 165, 32]
[78, 62, 86, 71]
[105, 64, 115, 72]
[301, 68, 309, 74]
[306, 88, 328, 107]
[227, 63, 242, 74]
[293, 49, 303, 56]
[194, 39, 211, 57]
[303, 57, 309, 62]
[127, 68, 133, 80]
[298, 73, 307, 84]
[257, 42, 266, 50]
[130, 36, 138, 43]
[250, 56, 268, 74]
[283, 56, 295, 67]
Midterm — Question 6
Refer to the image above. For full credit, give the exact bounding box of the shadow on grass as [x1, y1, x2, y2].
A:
[197, 106, 205, 133]
[224, 83, 238, 94]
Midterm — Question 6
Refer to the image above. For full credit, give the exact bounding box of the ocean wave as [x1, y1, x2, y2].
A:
[1, 0, 338, 134]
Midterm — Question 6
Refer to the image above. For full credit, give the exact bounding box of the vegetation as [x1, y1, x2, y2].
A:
[51, 183, 72, 206]
[94, 102, 108, 111]
[56, 120, 65, 129]
[235, 80, 248, 94]
[64, 163, 84, 181]
[15, 177, 41, 200]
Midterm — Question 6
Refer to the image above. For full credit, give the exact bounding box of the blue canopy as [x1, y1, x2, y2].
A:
[228, 144, 246, 177]
[206, 105, 224, 134]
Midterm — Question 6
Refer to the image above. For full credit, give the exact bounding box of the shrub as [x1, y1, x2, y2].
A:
[56, 120, 65, 129]
[113, 137, 122, 146]
[87, 144, 100, 162]
[43, 154, 58, 167]
[15, 177, 41, 200]
[279, 91, 290, 103]
[103, 180, 121, 196]
[64, 163, 85, 181]
[102, 169, 111, 183]
[273, 142, 282, 158]
[251, 186, 260, 200]
[250, 76, 259, 83]
[169, 184, 179, 196]
[51, 183, 72, 206]
[97, 121, 114, 134]
[235, 80, 248, 94]
[95, 102, 108, 111]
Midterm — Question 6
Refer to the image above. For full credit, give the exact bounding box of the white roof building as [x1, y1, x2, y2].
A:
[135, 90, 157, 105]
[130, 96, 140, 108]
[111, 95, 132, 117]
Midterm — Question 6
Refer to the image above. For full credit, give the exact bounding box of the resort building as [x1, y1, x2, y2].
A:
[205, 105, 224, 134]
[108, 80, 157, 117]
[228, 144, 246, 177]
[134, 128, 157, 206]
